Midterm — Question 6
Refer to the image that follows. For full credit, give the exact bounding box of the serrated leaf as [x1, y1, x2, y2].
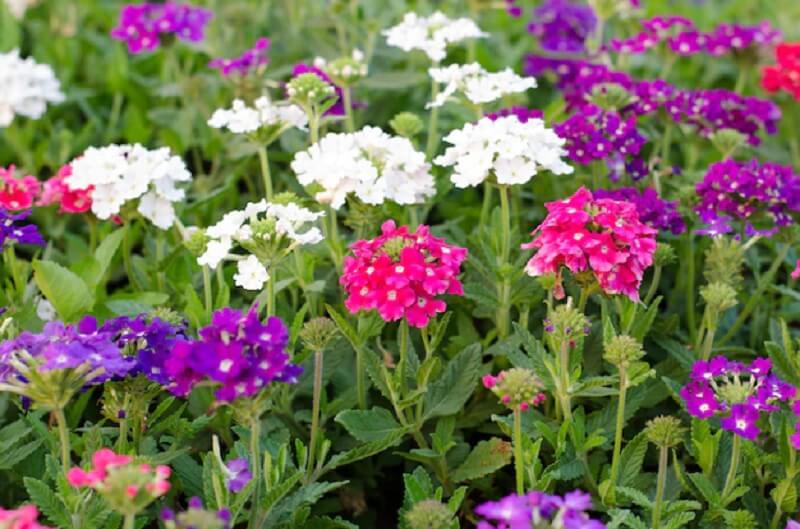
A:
[617, 486, 652, 509]
[32, 260, 94, 322]
[422, 344, 481, 420]
[23, 477, 71, 528]
[688, 472, 721, 505]
[663, 511, 696, 529]
[335, 407, 402, 442]
[321, 429, 406, 475]
[771, 478, 797, 513]
[452, 438, 512, 483]
[618, 432, 648, 488]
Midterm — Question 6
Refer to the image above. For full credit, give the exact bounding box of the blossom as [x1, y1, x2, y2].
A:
[483, 368, 546, 411]
[475, 490, 606, 529]
[0, 505, 54, 529]
[694, 159, 800, 236]
[341, 220, 467, 328]
[427, 63, 537, 108]
[234, 255, 270, 291]
[162, 497, 232, 529]
[0, 166, 40, 211]
[522, 187, 657, 301]
[38, 164, 92, 214]
[792, 260, 800, 280]
[209, 37, 270, 76]
[681, 357, 797, 441]
[594, 187, 685, 235]
[527, 0, 597, 53]
[434, 116, 573, 188]
[110, 2, 213, 54]
[65, 144, 192, 229]
[291, 126, 435, 209]
[164, 307, 301, 401]
[289, 64, 345, 116]
[383, 11, 486, 63]
[0, 209, 45, 247]
[762, 43, 800, 101]
[0, 49, 64, 127]
[207, 97, 307, 135]
[222, 458, 252, 492]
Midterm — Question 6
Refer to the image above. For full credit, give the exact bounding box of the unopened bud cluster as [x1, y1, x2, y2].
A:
[603, 335, 644, 369]
[483, 368, 546, 411]
[645, 416, 686, 448]
[404, 500, 454, 529]
[299, 317, 339, 351]
[287, 73, 337, 108]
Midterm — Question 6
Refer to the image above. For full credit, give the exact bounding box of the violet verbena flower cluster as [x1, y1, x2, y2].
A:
[526, 0, 597, 54]
[165, 307, 301, 402]
[0, 208, 44, 247]
[594, 187, 686, 235]
[680, 357, 796, 440]
[475, 489, 606, 529]
[110, 2, 213, 54]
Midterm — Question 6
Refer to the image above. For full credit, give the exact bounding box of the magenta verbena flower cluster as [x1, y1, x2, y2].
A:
[475, 489, 605, 529]
[110, 2, 213, 54]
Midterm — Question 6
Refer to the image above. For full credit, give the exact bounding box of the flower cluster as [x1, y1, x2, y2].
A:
[0, 505, 53, 529]
[0, 166, 39, 211]
[0, 209, 44, 247]
[383, 11, 486, 63]
[594, 187, 685, 235]
[483, 368, 546, 411]
[475, 489, 606, 529]
[694, 159, 800, 236]
[312, 50, 368, 87]
[609, 18, 780, 56]
[38, 164, 92, 214]
[526, 0, 597, 53]
[68, 449, 171, 515]
[427, 63, 537, 109]
[434, 116, 573, 188]
[66, 144, 192, 229]
[209, 37, 270, 77]
[289, 64, 343, 116]
[523, 187, 657, 301]
[110, 2, 213, 54]
[762, 43, 800, 101]
[341, 221, 467, 328]
[291, 126, 435, 209]
[0, 49, 64, 128]
[162, 497, 231, 529]
[208, 97, 307, 136]
[165, 307, 301, 401]
[486, 106, 544, 123]
[680, 357, 796, 440]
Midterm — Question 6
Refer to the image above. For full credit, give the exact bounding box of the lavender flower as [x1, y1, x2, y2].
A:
[110, 2, 213, 54]
[222, 458, 252, 492]
[475, 489, 605, 529]
[209, 37, 270, 77]
[0, 209, 44, 247]
[594, 187, 685, 235]
[164, 307, 301, 402]
[527, 0, 597, 54]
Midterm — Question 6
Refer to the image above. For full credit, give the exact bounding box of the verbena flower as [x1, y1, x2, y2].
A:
[522, 187, 657, 301]
[762, 43, 800, 101]
[527, 0, 597, 53]
[221, 458, 252, 492]
[341, 220, 467, 328]
[38, 164, 93, 214]
[289, 64, 343, 116]
[680, 357, 796, 441]
[291, 126, 435, 209]
[486, 106, 544, 123]
[65, 144, 192, 229]
[0, 209, 45, 247]
[434, 116, 573, 188]
[110, 2, 213, 54]
[694, 159, 800, 237]
[383, 11, 486, 63]
[209, 37, 270, 76]
[594, 187, 685, 235]
[0, 505, 54, 529]
[483, 368, 546, 411]
[162, 497, 231, 529]
[165, 307, 301, 401]
[475, 489, 606, 529]
[312, 50, 368, 87]
[207, 96, 307, 136]
[0, 166, 40, 211]
[0, 49, 64, 128]
[426, 63, 537, 109]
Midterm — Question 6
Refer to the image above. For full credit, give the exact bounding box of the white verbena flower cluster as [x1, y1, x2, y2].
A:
[434, 116, 574, 188]
[0, 49, 64, 127]
[198, 200, 324, 291]
[207, 96, 307, 135]
[291, 126, 436, 210]
[383, 11, 486, 63]
[66, 144, 192, 229]
[427, 63, 537, 109]
[313, 49, 368, 84]
[4, 0, 38, 19]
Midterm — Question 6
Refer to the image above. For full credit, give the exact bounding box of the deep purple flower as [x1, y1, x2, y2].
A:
[223, 458, 252, 492]
[290, 64, 344, 116]
[486, 106, 544, 123]
[110, 2, 213, 54]
[594, 188, 685, 235]
[0, 209, 45, 247]
[164, 307, 301, 402]
[209, 37, 270, 76]
[504, 0, 523, 18]
[527, 0, 597, 54]
[475, 489, 605, 529]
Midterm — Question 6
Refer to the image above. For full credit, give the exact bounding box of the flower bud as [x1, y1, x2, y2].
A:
[645, 416, 685, 448]
[723, 510, 758, 529]
[710, 129, 747, 158]
[483, 368, 546, 410]
[545, 302, 590, 350]
[700, 281, 738, 315]
[184, 229, 209, 258]
[404, 500, 454, 529]
[653, 243, 677, 267]
[287, 73, 337, 109]
[390, 112, 424, 139]
[299, 317, 339, 352]
[603, 335, 644, 368]
[703, 237, 745, 289]
[324, 51, 368, 86]
[587, 83, 636, 112]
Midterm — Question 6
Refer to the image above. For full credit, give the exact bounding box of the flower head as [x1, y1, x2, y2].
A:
[0, 166, 40, 211]
[341, 220, 467, 328]
[483, 368, 546, 411]
[527, 0, 597, 53]
[404, 500, 454, 529]
[162, 497, 231, 529]
[763, 43, 800, 100]
[383, 11, 486, 63]
[594, 187, 685, 235]
[110, 2, 213, 54]
[208, 97, 307, 136]
[38, 164, 92, 214]
[475, 489, 605, 529]
[209, 37, 269, 76]
[222, 458, 252, 492]
[427, 63, 536, 109]
[0, 505, 54, 529]
[0, 209, 45, 247]
[0, 49, 64, 127]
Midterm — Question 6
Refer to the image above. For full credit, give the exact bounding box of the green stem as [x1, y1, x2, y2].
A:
[425, 78, 440, 160]
[652, 446, 669, 529]
[248, 416, 262, 529]
[355, 345, 366, 410]
[87, 217, 98, 253]
[722, 434, 741, 500]
[122, 225, 137, 291]
[559, 341, 572, 421]
[496, 185, 512, 339]
[123, 514, 135, 529]
[202, 266, 213, 321]
[258, 146, 273, 201]
[117, 417, 128, 453]
[480, 182, 493, 225]
[643, 265, 662, 306]
[685, 236, 697, 343]
[155, 232, 165, 293]
[342, 86, 355, 132]
[513, 407, 525, 494]
[309, 109, 320, 144]
[700, 323, 716, 361]
[607, 371, 627, 504]
[307, 349, 324, 478]
[105, 92, 124, 143]
[266, 271, 275, 317]
[398, 321, 409, 393]
[54, 408, 71, 470]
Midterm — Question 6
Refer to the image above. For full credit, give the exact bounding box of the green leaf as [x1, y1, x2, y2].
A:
[452, 438, 512, 483]
[618, 432, 648, 488]
[33, 260, 94, 322]
[771, 478, 797, 514]
[687, 472, 721, 506]
[422, 344, 482, 420]
[92, 227, 126, 286]
[321, 430, 406, 475]
[335, 407, 402, 442]
[616, 486, 652, 509]
[23, 477, 72, 528]
[662, 511, 696, 529]
[630, 296, 661, 342]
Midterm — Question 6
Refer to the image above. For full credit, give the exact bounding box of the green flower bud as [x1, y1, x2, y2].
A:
[653, 243, 677, 267]
[645, 416, 685, 448]
[323, 50, 368, 86]
[381, 236, 413, 260]
[545, 302, 590, 350]
[484, 368, 546, 410]
[150, 307, 185, 327]
[587, 83, 636, 112]
[723, 510, 758, 529]
[404, 500, 454, 529]
[299, 317, 339, 352]
[270, 191, 302, 207]
[390, 112, 424, 139]
[700, 281, 738, 314]
[287, 73, 337, 109]
[703, 237, 745, 289]
[184, 229, 209, 257]
[603, 335, 645, 368]
[710, 128, 747, 158]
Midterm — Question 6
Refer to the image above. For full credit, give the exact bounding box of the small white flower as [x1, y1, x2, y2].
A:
[0, 48, 64, 127]
[383, 11, 486, 63]
[267, 202, 325, 245]
[36, 298, 56, 322]
[427, 63, 537, 108]
[4, 0, 38, 19]
[234, 255, 269, 291]
[198, 238, 233, 269]
[208, 97, 307, 135]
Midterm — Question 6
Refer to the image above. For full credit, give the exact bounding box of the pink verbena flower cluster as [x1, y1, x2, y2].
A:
[67, 449, 171, 504]
[110, 2, 213, 54]
[341, 220, 467, 328]
[0, 165, 39, 211]
[0, 506, 53, 529]
[522, 187, 656, 301]
[483, 368, 546, 411]
[38, 165, 93, 214]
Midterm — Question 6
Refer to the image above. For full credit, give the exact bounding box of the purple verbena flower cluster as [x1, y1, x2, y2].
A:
[485, 106, 544, 123]
[110, 2, 213, 54]
[0, 209, 45, 247]
[594, 187, 686, 235]
[161, 497, 231, 529]
[504, 0, 523, 18]
[680, 357, 796, 441]
[475, 489, 605, 529]
[165, 307, 301, 402]
[526, 0, 597, 54]
[290, 64, 345, 116]
[209, 37, 270, 76]
[695, 159, 800, 237]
